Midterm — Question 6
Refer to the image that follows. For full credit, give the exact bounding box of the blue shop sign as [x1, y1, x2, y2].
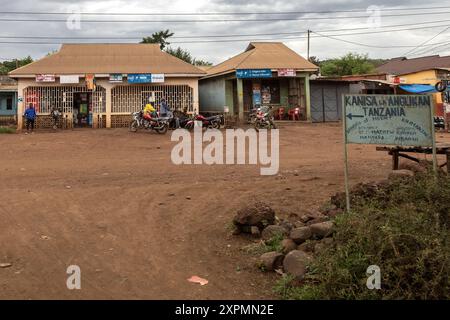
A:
[128, 74, 152, 84]
[236, 69, 272, 79]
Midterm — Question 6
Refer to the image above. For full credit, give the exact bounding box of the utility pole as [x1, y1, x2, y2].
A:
[307, 29, 311, 61]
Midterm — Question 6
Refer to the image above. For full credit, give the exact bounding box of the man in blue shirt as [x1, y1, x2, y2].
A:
[24, 103, 37, 134]
[159, 98, 170, 118]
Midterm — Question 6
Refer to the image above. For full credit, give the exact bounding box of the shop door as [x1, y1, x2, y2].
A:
[73, 92, 92, 128]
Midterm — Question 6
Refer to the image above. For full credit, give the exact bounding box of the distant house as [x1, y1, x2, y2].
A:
[377, 55, 450, 116]
[0, 76, 18, 124]
[199, 42, 319, 121]
[9, 43, 205, 129]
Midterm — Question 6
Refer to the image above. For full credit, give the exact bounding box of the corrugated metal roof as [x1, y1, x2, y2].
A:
[376, 55, 450, 75]
[9, 43, 206, 76]
[205, 42, 319, 77]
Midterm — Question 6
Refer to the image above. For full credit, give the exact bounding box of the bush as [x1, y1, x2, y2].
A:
[282, 171, 449, 300]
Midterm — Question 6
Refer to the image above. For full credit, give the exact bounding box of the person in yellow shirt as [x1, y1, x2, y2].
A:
[143, 103, 157, 121]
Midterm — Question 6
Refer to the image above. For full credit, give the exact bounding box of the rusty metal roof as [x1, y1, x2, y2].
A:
[376, 55, 450, 75]
[9, 43, 206, 77]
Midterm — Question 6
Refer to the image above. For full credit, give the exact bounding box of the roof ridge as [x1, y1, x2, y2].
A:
[235, 45, 257, 69]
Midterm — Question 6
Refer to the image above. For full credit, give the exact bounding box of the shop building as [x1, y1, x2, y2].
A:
[0, 76, 18, 125]
[199, 42, 319, 121]
[9, 44, 205, 129]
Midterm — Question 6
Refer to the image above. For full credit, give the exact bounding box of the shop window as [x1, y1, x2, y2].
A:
[261, 80, 280, 104]
[6, 96, 13, 110]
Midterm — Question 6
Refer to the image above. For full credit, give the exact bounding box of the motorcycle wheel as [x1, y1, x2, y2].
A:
[211, 121, 220, 129]
[435, 81, 447, 93]
[130, 120, 139, 132]
[156, 123, 168, 134]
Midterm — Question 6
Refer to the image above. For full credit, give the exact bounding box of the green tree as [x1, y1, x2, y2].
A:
[141, 29, 174, 50]
[166, 47, 193, 64]
[0, 56, 33, 75]
[320, 53, 375, 77]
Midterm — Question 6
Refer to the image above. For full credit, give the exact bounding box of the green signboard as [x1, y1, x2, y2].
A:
[344, 94, 434, 147]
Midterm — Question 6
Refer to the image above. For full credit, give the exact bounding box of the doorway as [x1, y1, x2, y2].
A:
[73, 92, 92, 128]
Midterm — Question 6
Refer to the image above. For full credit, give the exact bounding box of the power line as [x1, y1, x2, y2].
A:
[2, 6, 450, 16]
[309, 30, 450, 49]
[2, 21, 450, 41]
[1, 11, 450, 23]
[403, 26, 450, 56]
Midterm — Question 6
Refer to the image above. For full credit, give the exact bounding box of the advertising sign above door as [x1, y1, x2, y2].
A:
[36, 74, 55, 82]
[277, 69, 296, 77]
[128, 74, 152, 84]
[236, 69, 272, 79]
[109, 74, 123, 83]
[60, 75, 79, 84]
[151, 74, 165, 83]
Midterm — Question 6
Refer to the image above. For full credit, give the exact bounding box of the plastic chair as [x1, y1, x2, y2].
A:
[289, 108, 301, 121]
[276, 107, 285, 120]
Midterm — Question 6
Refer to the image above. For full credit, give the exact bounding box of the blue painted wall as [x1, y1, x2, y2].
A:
[0, 92, 17, 116]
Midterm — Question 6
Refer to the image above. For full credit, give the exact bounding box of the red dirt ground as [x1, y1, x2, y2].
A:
[0, 124, 448, 299]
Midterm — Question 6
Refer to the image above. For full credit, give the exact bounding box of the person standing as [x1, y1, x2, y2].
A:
[159, 98, 170, 118]
[24, 103, 37, 134]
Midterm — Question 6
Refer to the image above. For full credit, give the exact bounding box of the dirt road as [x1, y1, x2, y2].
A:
[0, 124, 448, 299]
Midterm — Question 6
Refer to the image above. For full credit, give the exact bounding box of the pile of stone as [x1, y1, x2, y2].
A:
[233, 202, 336, 281]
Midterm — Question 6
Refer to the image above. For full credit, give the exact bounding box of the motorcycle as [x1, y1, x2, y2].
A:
[129, 111, 169, 134]
[254, 106, 276, 131]
[185, 114, 223, 130]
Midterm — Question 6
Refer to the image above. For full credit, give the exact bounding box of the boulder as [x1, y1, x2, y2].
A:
[297, 241, 317, 253]
[233, 202, 275, 230]
[306, 217, 330, 226]
[283, 250, 312, 280]
[279, 220, 294, 232]
[261, 225, 288, 241]
[258, 251, 284, 272]
[389, 169, 414, 180]
[281, 239, 297, 254]
[289, 227, 312, 244]
[309, 221, 334, 238]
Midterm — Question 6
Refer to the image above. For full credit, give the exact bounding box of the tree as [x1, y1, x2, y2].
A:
[308, 56, 320, 66]
[141, 29, 174, 50]
[320, 53, 375, 77]
[165, 47, 193, 64]
[0, 56, 33, 75]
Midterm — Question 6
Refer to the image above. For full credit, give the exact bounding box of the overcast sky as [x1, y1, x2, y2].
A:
[1, 0, 450, 64]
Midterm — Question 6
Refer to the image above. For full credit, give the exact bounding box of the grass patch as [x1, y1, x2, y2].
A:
[241, 233, 285, 255]
[0, 126, 15, 134]
[279, 171, 449, 300]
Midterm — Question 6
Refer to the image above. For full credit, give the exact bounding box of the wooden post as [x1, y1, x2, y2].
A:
[392, 150, 399, 170]
[446, 150, 450, 175]
[342, 95, 351, 212]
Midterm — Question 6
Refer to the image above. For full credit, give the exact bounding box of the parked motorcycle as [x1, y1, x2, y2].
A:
[254, 106, 276, 131]
[129, 111, 169, 134]
[185, 114, 223, 130]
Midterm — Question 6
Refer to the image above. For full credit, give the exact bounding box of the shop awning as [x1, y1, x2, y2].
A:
[399, 84, 449, 94]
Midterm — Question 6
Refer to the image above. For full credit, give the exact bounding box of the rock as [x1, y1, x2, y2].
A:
[310, 221, 334, 238]
[186, 196, 192, 200]
[325, 208, 344, 218]
[262, 225, 288, 241]
[293, 221, 306, 228]
[389, 169, 414, 180]
[233, 202, 275, 230]
[283, 250, 312, 280]
[279, 220, 294, 232]
[297, 241, 317, 253]
[399, 161, 426, 174]
[289, 227, 312, 244]
[306, 217, 330, 226]
[251, 226, 261, 238]
[259, 252, 284, 272]
[281, 239, 297, 254]
[0, 263, 12, 268]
